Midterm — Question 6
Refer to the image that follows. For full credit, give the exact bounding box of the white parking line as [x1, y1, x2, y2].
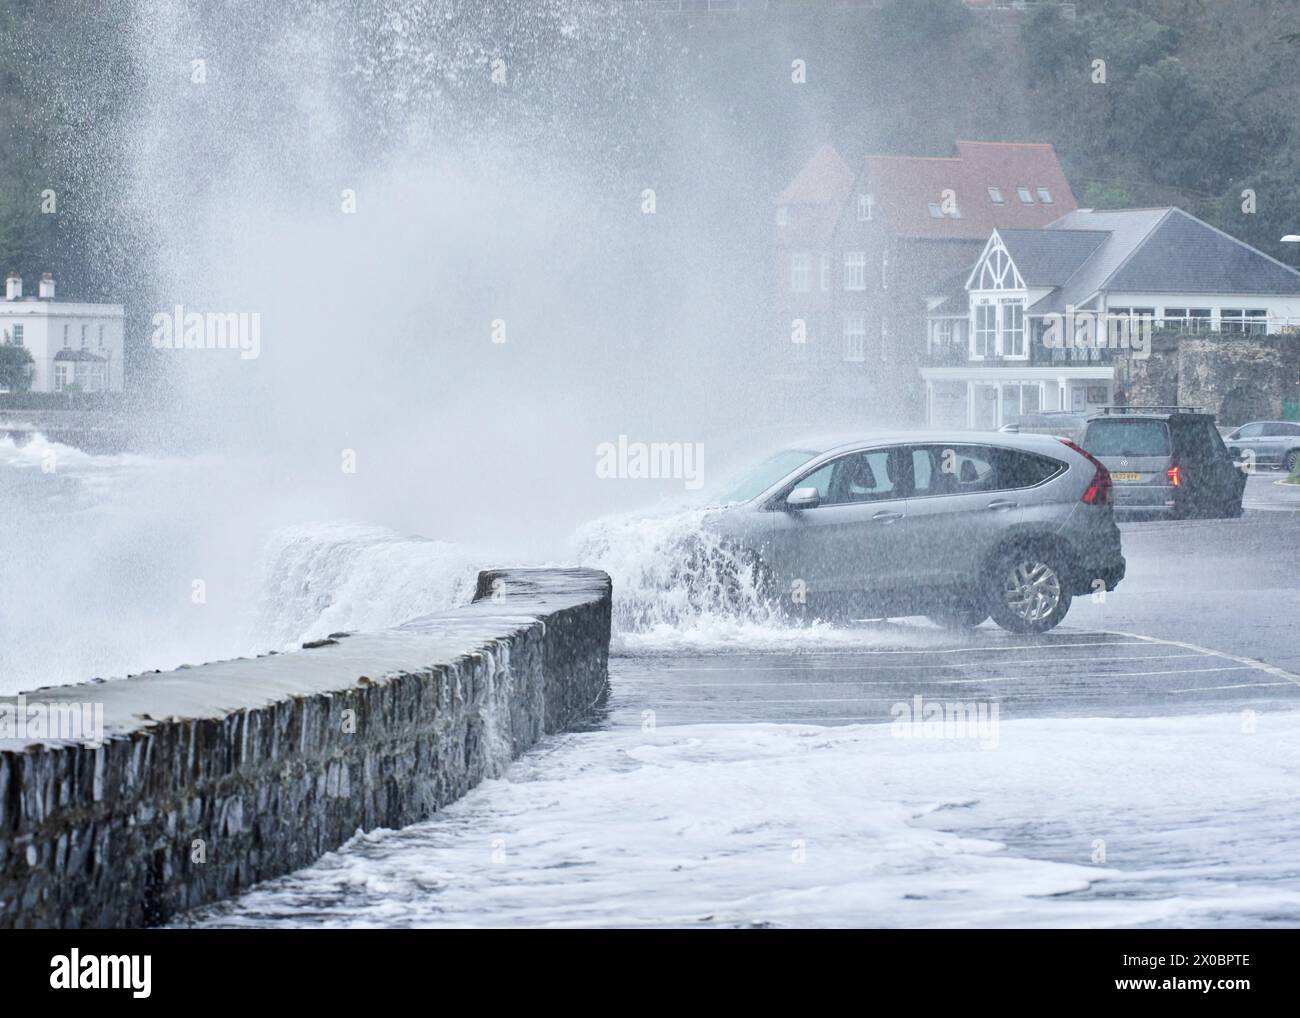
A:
[1097, 629, 1300, 691]
[1168, 682, 1296, 693]
[631, 652, 1218, 683]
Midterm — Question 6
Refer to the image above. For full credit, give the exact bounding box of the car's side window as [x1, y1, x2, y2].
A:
[795, 450, 899, 506]
[795, 462, 835, 500]
[908, 445, 1060, 496]
[1236, 423, 1264, 438]
[908, 445, 997, 496]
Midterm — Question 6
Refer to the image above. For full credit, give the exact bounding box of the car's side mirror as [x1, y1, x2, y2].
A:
[785, 486, 821, 510]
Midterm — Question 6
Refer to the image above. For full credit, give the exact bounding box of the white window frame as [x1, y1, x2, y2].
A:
[1000, 299, 1026, 358]
[11, 324, 23, 346]
[1036, 187, 1054, 204]
[1016, 186, 1034, 204]
[790, 252, 812, 293]
[776, 206, 789, 227]
[842, 316, 866, 362]
[857, 193, 875, 221]
[843, 251, 867, 291]
[988, 186, 1005, 205]
[54, 364, 67, 391]
[973, 302, 997, 359]
[820, 252, 831, 291]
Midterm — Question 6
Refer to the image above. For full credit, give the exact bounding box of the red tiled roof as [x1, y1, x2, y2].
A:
[775, 144, 856, 206]
[775, 139, 1077, 243]
[863, 140, 1077, 239]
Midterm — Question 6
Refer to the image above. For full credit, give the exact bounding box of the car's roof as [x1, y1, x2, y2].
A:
[782, 429, 1076, 457]
[1084, 411, 1213, 422]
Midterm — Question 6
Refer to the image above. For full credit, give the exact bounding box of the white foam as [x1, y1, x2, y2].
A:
[180, 709, 1300, 928]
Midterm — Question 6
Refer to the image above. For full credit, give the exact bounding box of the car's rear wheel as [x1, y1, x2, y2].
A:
[985, 545, 1071, 634]
[927, 606, 988, 629]
[1284, 449, 1299, 474]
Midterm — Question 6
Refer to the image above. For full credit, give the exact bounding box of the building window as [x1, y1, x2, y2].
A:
[974, 303, 997, 358]
[880, 319, 888, 361]
[843, 251, 867, 291]
[857, 193, 875, 221]
[11, 324, 23, 346]
[98, 324, 106, 348]
[820, 252, 830, 291]
[881, 251, 888, 290]
[790, 252, 812, 293]
[842, 316, 866, 362]
[1160, 307, 1212, 333]
[1000, 300, 1025, 357]
[54, 364, 68, 392]
[988, 187, 1005, 205]
[927, 202, 943, 218]
[1036, 187, 1054, 204]
[1017, 187, 1034, 204]
[63, 323, 70, 348]
[80, 324, 88, 349]
[1220, 308, 1269, 335]
[776, 206, 789, 227]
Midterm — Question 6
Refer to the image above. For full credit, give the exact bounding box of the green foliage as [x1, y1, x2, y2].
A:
[878, 0, 975, 49]
[0, 342, 35, 393]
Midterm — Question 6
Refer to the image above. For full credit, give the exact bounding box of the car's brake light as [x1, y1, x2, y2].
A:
[1058, 438, 1112, 506]
[1167, 465, 1181, 487]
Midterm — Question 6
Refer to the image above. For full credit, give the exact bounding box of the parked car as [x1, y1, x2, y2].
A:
[999, 411, 1088, 443]
[1223, 421, 1300, 473]
[1080, 406, 1245, 518]
[706, 431, 1125, 634]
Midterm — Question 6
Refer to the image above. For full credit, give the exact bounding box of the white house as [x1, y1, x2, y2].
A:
[0, 272, 125, 393]
[922, 207, 1300, 428]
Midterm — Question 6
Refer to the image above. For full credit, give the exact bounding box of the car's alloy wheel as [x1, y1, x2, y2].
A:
[987, 548, 1071, 634]
[1285, 449, 1299, 474]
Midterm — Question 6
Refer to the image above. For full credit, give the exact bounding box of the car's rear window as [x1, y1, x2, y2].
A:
[1083, 419, 1172, 457]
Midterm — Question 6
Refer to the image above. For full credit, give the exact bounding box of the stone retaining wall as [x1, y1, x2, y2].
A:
[0, 567, 611, 928]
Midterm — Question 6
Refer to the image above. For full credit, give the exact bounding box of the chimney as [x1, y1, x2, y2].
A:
[4, 273, 20, 301]
[38, 272, 55, 300]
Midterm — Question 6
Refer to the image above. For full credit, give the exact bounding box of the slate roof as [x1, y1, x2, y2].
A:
[1020, 208, 1300, 314]
[995, 229, 1109, 287]
[53, 349, 108, 362]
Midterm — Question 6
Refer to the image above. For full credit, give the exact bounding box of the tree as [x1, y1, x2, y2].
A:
[0, 342, 34, 392]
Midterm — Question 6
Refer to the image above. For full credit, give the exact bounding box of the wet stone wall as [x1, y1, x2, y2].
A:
[0, 567, 611, 928]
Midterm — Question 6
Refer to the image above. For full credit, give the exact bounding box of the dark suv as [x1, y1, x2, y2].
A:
[1081, 406, 1245, 519]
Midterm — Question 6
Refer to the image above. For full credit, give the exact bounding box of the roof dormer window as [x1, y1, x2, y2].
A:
[1017, 187, 1034, 204]
[988, 187, 1005, 205]
[927, 202, 943, 218]
[1036, 187, 1054, 204]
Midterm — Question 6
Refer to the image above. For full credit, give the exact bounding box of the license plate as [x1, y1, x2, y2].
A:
[1111, 472, 1141, 481]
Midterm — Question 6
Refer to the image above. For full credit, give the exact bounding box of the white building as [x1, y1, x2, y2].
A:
[0, 272, 125, 393]
[922, 207, 1300, 428]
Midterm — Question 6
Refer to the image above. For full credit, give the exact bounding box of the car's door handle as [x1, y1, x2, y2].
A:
[986, 499, 1018, 511]
[872, 510, 904, 523]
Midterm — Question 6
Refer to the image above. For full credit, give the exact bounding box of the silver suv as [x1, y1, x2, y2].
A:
[706, 431, 1124, 634]
[1224, 421, 1300, 473]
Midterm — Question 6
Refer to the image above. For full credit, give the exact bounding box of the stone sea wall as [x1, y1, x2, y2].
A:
[0, 567, 611, 928]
